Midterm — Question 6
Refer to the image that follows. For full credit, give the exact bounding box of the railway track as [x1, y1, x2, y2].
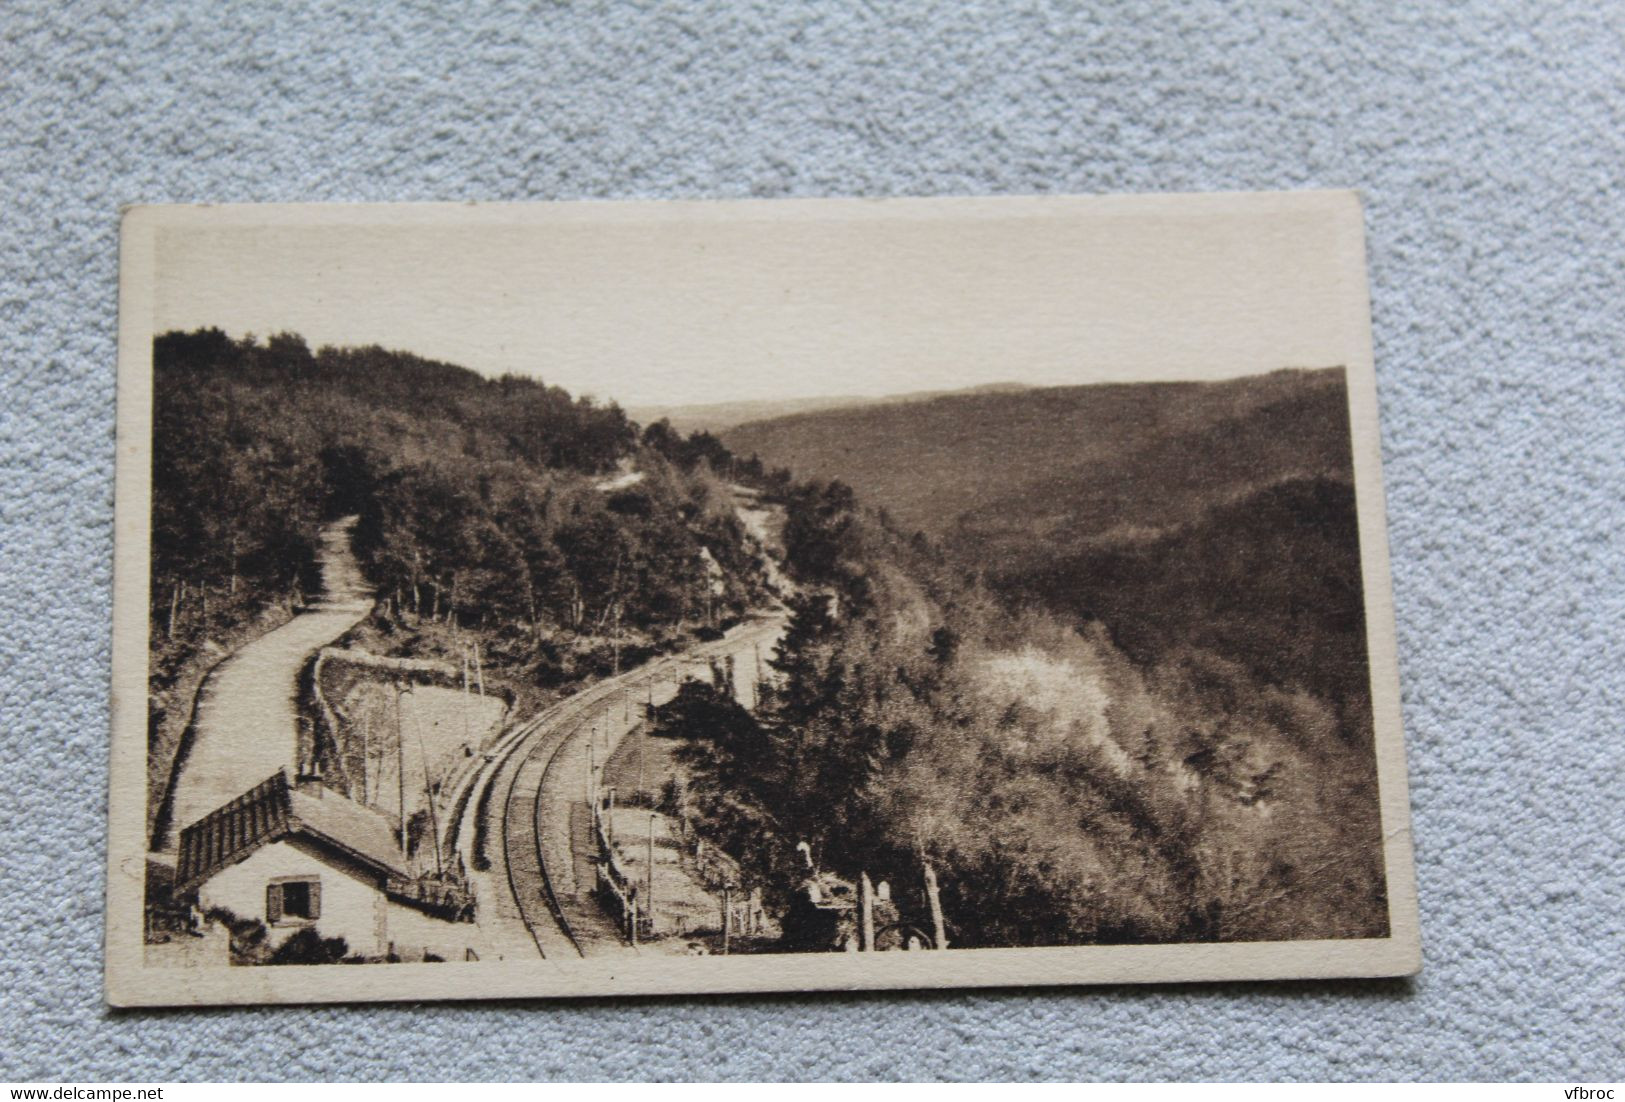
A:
[477, 613, 790, 958]
[500, 714, 583, 959]
[479, 659, 654, 959]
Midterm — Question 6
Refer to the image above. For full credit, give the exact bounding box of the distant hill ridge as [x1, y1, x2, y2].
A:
[723, 366, 1365, 709]
[722, 367, 1353, 545]
[630, 382, 1031, 435]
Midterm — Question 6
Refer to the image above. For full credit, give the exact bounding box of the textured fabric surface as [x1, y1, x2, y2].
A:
[2, 0, 1620, 1083]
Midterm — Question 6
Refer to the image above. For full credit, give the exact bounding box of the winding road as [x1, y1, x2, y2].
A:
[155, 485, 792, 962]
[156, 516, 373, 851]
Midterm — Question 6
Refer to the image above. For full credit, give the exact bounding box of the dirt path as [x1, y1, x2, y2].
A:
[157, 517, 373, 850]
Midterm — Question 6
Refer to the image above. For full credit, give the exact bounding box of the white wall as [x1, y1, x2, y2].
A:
[195, 836, 487, 962]
[197, 838, 387, 958]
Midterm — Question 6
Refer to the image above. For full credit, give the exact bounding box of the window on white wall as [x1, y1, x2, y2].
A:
[267, 877, 321, 924]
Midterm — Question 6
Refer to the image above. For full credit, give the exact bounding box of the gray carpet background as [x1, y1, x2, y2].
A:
[2, 0, 1621, 1082]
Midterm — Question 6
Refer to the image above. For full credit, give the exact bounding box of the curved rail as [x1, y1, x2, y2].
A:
[496, 732, 555, 959]
[495, 703, 593, 959]
[488, 613, 791, 958]
[532, 719, 586, 955]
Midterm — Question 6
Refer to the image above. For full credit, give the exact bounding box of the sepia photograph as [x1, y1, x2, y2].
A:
[107, 192, 1418, 1006]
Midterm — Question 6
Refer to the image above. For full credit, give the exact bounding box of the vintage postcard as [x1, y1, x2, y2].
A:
[107, 192, 1419, 1007]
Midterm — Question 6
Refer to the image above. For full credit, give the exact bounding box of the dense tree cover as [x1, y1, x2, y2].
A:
[152, 330, 1388, 946]
[656, 476, 1388, 948]
[148, 329, 773, 830]
[996, 476, 1373, 715]
[151, 329, 636, 633]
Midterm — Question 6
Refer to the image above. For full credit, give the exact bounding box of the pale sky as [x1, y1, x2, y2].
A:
[150, 195, 1365, 409]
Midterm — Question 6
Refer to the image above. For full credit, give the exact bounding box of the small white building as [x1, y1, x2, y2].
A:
[175, 770, 482, 963]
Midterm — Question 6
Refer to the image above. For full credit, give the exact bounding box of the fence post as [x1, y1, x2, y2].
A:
[860, 872, 875, 952]
[924, 861, 948, 950]
[629, 885, 639, 948]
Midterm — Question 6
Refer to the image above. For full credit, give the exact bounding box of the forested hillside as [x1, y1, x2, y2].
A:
[148, 329, 772, 830]
[669, 367, 1389, 946]
[656, 473, 1388, 946]
[723, 368, 1368, 701]
[149, 336, 1388, 948]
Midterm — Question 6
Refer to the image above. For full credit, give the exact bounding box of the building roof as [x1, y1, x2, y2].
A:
[176, 770, 408, 893]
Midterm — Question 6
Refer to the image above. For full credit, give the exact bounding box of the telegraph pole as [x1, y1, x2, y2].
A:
[461, 649, 472, 747]
[395, 683, 408, 856]
[646, 813, 657, 939]
[361, 709, 371, 805]
[639, 683, 651, 798]
[408, 695, 444, 878]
